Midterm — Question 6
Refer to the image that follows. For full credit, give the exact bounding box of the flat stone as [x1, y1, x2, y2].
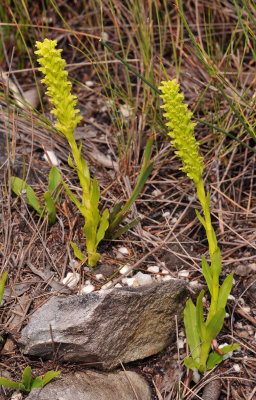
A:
[19, 280, 188, 370]
[25, 370, 151, 400]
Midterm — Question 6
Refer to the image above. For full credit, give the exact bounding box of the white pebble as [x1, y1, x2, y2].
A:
[178, 270, 189, 278]
[122, 277, 137, 287]
[120, 104, 132, 118]
[192, 368, 200, 383]
[102, 31, 109, 42]
[119, 264, 131, 275]
[134, 271, 153, 286]
[240, 306, 251, 314]
[233, 364, 241, 372]
[11, 392, 22, 400]
[225, 313, 230, 318]
[162, 211, 170, 218]
[85, 80, 94, 87]
[81, 284, 95, 294]
[101, 281, 113, 290]
[152, 189, 161, 197]
[171, 217, 178, 223]
[118, 247, 129, 255]
[147, 266, 160, 273]
[62, 272, 80, 288]
[177, 339, 185, 349]
[115, 283, 122, 288]
[189, 280, 199, 288]
[95, 274, 104, 280]
[162, 275, 173, 281]
[228, 294, 236, 301]
[43, 150, 60, 166]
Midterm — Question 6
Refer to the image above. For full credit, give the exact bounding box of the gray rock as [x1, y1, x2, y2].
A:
[19, 280, 188, 369]
[25, 370, 151, 400]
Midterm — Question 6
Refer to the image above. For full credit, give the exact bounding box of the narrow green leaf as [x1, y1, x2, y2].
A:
[196, 290, 206, 341]
[211, 247, 222, 278]
[21, 366, 32, 391]
[217, 273, 233, 312]
[31, 370, 61, 389]
[183, 357, 199, 370]
[202, 256, 213, 296]
[111, 217, 141, 240]
[70, 242, 86, 261]
[44, 192, 56, 225]
[48, 166, 61, 200]
[0, 377, 25, 391]
[184, 298, 201, 363]
[195, 209, 206, 229]
[11, 177, 42, 213]
[62, 181, 84, 216]
[0, 272, 7, 306]
[108, 202, 122, 225]
[205, 307, 225, 340]
[108, 162, 153, 234]
[96, 209, 109, 247]
[90, 176, 100, 208]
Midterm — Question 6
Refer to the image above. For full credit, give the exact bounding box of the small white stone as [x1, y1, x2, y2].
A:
[240, 306, 251, 314]
[162, 275, 173, 281]
[62, 272, 80, 288]
[121, 277, 136, 286]
[118, 247, 129, 255]
[189, 280, 199, 288]
[85, 80, 94, 87]
[119, 265, 131, 275]
[120, 104, 132, 118]
[147, 266, 160, 273]
[85, 280, 91, 285]
[115, 283, 122, 288]
[81, 284, 95, 294]
[177, 339, 184, 349]
[134, 271, 153, 286]
[95, 274, 104, 280]
[102, 31, 109, 41]
[162, 211, 170, 218]
[43, 150, 60, 166]
[11, 392, 22, 400]
[192, 368, 200, 383]
[152, 189, 161, 197]
[228, 294, 236, 301]
[171, 217, 178, 223]
[225, 312, 230, 318]
[101, 281, 113, 290]
[233, 364, 241, 372]
[178, 270, 189, 278]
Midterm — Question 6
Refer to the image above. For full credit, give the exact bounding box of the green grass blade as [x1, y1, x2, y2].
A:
[0, 272, 7, 306]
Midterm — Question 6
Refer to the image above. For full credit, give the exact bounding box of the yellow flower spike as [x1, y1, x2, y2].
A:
[35, 39, 82, 139]
[159, 79, 204, 184]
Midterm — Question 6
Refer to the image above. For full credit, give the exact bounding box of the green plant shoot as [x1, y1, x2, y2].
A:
[159, 79, 238, 373]
[0, 366, 60, 392]
[11, 166, 61, 226]
[35, 39, 109, 266]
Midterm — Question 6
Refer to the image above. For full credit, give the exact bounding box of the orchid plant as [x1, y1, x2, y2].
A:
[159, 79, 238, 373]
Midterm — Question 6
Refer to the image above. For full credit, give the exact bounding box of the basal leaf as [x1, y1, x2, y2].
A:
[11, 177, 41, 213]
[71, 242, 86, 261]
[206, 351, 223, 369]
[217, 273, 233, 312]
[31, 370, 61, 389]
[48, 166, 61, 200]
[44, 191, 56, 225]
[183, 357, 199, 370]
[202, 255, 213, 296]
[0, 377, 25, 391]
[21, 366, 32, 391]
[184, 298, 201, 363]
